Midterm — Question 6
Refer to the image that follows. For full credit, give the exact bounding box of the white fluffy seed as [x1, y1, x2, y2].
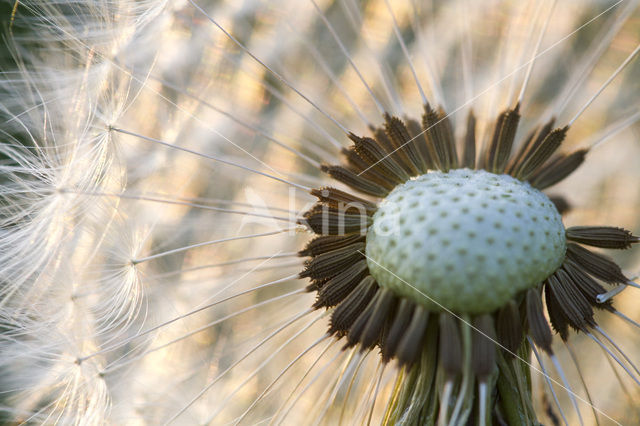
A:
[366, 169, 566, 314]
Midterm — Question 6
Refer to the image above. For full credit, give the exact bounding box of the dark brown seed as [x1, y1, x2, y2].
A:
[422, 103, 456, 171]
[566, 226, 639, 250]
[507, 118, 556, 174]
[373, 127, 415, 173]
[310, 187, 377, 214]
[529, 149, 588, 189]
[515, 126, 568, 181]
[299, 242, 365, 280]
[462, 110, 476, 169]
[321, 164, 389, 197]
[496, 300, 523, 356]
[383, 114, 422, 175]
[546, 271, 594, 334]
[471, 315, 497, 380]
[548, 195, 571, 215]
[439, 314, 462, 376]
[299, 234, 365, 257]
[561, 260, 613, 311]
[396, 306, 429, 366]
[486, 105, 521, 173]
[348, 288, 395, 349]
[382, 298, 415, 362]
[405, 118, 434, 171]
[314, 260, 368, 308]
[565, 243, 628, 284]
[526, 288, 553, 354]
[301, 204, 371, 235]
[329, 276, 378, 336]
[350, 133, 411, 182]
[544, 284, 570, 341]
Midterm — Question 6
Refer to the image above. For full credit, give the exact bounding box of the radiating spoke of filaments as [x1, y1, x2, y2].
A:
[517, 0, 557, 105]
[277, 347, 349, 425]
[587, 110, 640, 150]
[548, 0, 638, 119]
[309, 0, 386, 115]
[75, 273, 299, 364]
[110, 127, 312, 191]
[586, 332, 640, 387]
[529, 339, 569, 426]
[148, 252, 298, 279]
[565, 342, 600, 426]
[174, 311, 325, 425]
[131, 228, 295, 264]
[568, 43, 640, 126]
[186, 0, 351, 135]
[594, 326, 640, 377]
[60, 189, 308, 222]
[144, 72, 324, 168]
[268, 340, 336, 425]
[383, 0, 427, 105]
[233, 335, 330, 425]
[100, 288, 307, 376]
[357, 0, 629, 177]
[550, 353, 584, 426]
[288, 25, 373, 128]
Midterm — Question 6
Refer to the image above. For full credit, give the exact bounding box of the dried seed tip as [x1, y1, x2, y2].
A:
[382, 298, 415, 362]
[471, 315, 497, 380]
[438, 314, 463, 376]
[546, 270, 595, 335]
[405, 118, 433, 172]
[508, 118, 556, 174]
[529, 148, 588, 189]
[565, 243, 628, 284]
[383, 114, 422, 175]
[320, 164, 389, 197]
[486, 104, 521, 173]
[351, 134, 410, 183]
[310, 187, 377, 213]
[348, 288, 395, 350]
[329, 276, 377, 337]
[298, 234, 365, 257]
[422, 103, 454, 170]
[515, 126, 568, 181]
[526, 288, 553, 353]
[496, 300, 523, 356]
[301, 205, 371, 235]
[545, 282, 570, 340]
[395, 306, 429, 366]
[373, 126, 415, 174]
[299, 242, 365, 280]
[566, 226, 639, 250]
[313, 260, 368, 308]
[561, 260, 613, 311]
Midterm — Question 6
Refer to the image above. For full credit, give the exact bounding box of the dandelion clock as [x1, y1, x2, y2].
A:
[1, 0, 640, 424]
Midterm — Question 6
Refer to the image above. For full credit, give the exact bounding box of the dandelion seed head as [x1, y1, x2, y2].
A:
[367, 168, 565, 313]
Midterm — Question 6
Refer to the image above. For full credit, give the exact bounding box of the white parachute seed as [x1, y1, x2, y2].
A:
[366, 169, 566, 314]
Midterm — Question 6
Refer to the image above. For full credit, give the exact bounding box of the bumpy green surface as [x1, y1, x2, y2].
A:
[366, 169, 566, 314]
